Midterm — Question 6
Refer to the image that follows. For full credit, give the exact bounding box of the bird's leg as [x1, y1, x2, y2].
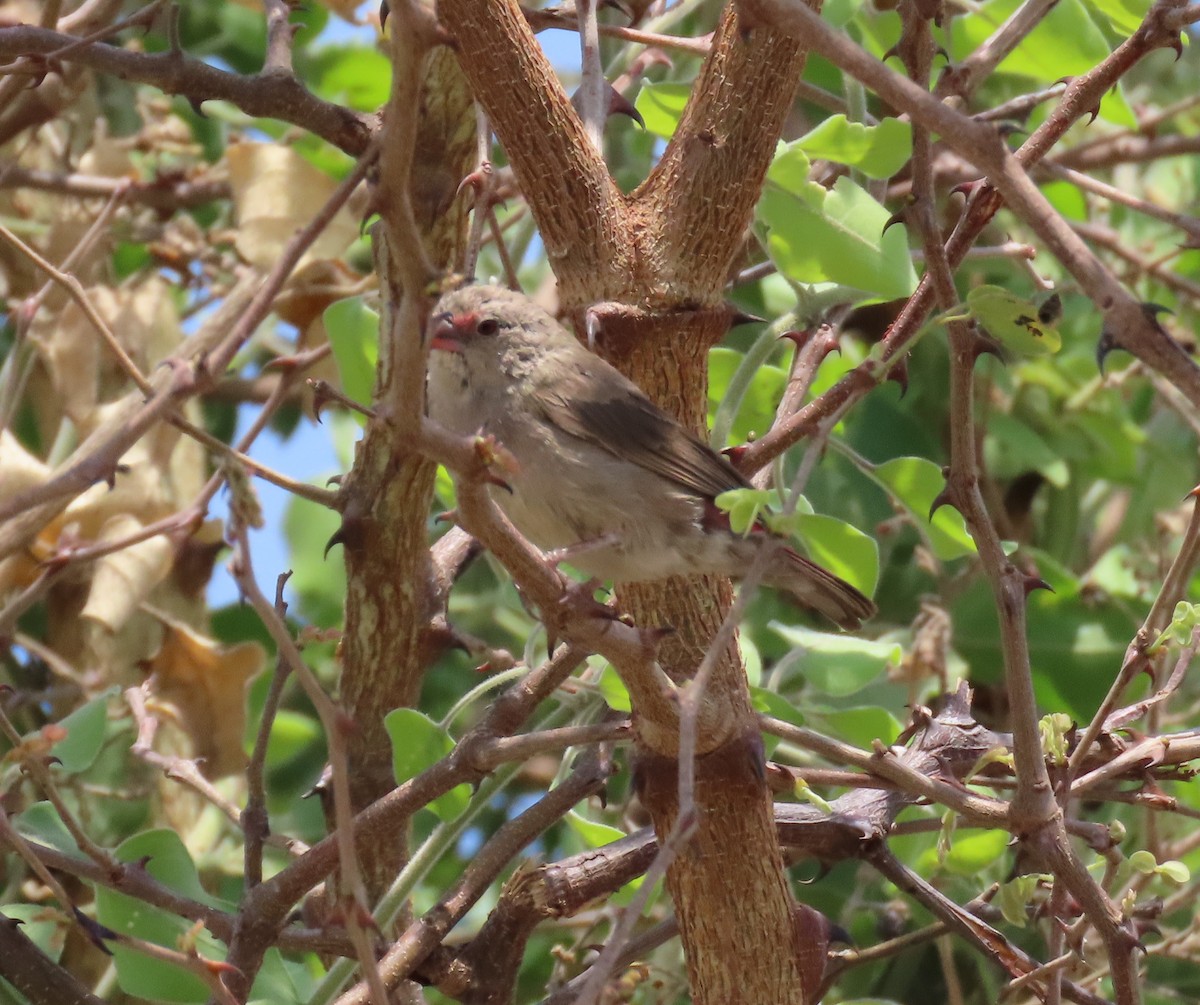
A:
[543, 532, 622, 569]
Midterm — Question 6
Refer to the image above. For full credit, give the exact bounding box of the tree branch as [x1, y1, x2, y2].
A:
[0, 25, 371, 154]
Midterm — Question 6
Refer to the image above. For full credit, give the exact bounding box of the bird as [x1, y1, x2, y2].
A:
[424, 284, 876, 630]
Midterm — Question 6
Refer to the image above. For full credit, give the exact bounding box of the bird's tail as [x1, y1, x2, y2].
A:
[762, 547, 877, 631]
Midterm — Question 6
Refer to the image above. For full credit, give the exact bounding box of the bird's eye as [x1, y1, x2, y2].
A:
[476, 318, 500, 337]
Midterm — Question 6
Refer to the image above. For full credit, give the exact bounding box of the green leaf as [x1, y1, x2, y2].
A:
[1156, 859, 1190, 884]
[766, 143, 812, 195]
[1083, 0, 1150, 33]
[770, 624, 901, 696]
[965, 285, 1062, 356]
[598, 664, 632, 713]
[96, 831, 230, 1003]
[1084, 546, 1141, 599]
[810, 705, 903, 750]
[262, 709, 323, 767]
[310, 45, 391, 112]
[1039, 713, 1072, 766]
[249, 948, 319, 1005]
[951, 0, 1130, 130]
[714, 487, 777, 535]
[791, 116, 913, 180]
[13, 802, 85, 859]
[873, 456, 976, 560]
[635, 82, 691, 139]
[1129, 849, 1157, 874]
[324, 296, 379, 415]
[760, 178, 918, 300]
[996, 873, 1050, 927]
[1151, 601, 1200, 652]
[52, 688, 119, 773]
[708, 346, 787, 443]
[750, 685, 806, 727]
[567, 811, 625, 848]
[283, 494, 347, 625]
[793, 513, 879, 595]
[384, 709, 471, 822]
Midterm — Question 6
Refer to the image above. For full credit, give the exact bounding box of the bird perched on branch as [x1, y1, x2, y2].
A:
[425, 284, 876, 630]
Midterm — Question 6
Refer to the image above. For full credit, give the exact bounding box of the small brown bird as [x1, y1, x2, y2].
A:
[425, 284, 876, 630]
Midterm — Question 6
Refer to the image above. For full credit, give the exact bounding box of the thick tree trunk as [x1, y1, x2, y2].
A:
[338, 47, 476, 897]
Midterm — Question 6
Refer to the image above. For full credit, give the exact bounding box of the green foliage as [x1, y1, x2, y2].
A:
[789, 116, 914, 180]
[325, 296, 380, 414]
[759, 175, 919, 300]
[4, 0, 1200, 1002]
[385, 709, 472, 822]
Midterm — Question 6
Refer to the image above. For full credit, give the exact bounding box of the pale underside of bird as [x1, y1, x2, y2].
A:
[425, 284, 877, 631]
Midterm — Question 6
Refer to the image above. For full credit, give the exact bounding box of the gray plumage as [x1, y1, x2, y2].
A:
[425, 284, 876, 630]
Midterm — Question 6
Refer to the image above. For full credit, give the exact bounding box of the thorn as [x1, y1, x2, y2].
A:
[600, 0, 635, 20]
[455, 162, 494, 200]
[1023, 575, 1054, 597]
[881, 43, 900, 63]
[434, 508, 458, 524]
[325, 507, 367, 556]
[638, 623, 676, 658]
[309, 380, 334, 423]
[827, 922, 855, 947]
[726, 303, 765, 328]
[779, 328, 813, 348]
[950, 179, 984, 200]
[1095, 328, 1118, 373]
[722, 443, 749, 466]
[928, 486, 954, 521]
[72, 907, 116, 954]
[994, 121, 1026, 139]
[882, 206, 909, 233]
[1084, 102, 1101, 125]
[970, 330, 1006, 363]
[886, 355, 909, 398]
[606, 85, 645, 128]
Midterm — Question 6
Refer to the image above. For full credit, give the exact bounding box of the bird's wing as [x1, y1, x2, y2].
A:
[533, 359, 749, 499]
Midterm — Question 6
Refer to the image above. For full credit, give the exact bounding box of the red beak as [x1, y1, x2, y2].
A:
[429, 311, 475, 353]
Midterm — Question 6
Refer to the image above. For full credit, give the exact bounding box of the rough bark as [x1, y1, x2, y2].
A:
[336, 46, 475, 896]
[426, 0, 821, 999]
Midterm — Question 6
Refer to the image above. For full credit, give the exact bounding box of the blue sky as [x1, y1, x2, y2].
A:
[207, 7, 584, 609]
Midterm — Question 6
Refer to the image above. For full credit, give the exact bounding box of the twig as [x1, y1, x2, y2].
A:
[0, 163, 229, 209]
[263, 0, 294, 73]
[461, 107, 493, 280]
[576, 0, 606, 151]
[1068, 491, 1200, 780]
[0, 25, 371, 154]
[243, 575, 296, 887]
[0, 702, 119, 873]
[334, 753, 611, 1004]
